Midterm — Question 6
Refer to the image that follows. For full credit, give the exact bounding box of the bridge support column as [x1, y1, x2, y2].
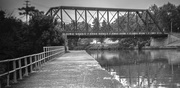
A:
[150, 37, 168, 46]
[63, 34, 69, 52]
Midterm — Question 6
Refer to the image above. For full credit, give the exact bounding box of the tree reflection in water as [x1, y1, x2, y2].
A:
[87, 50, 180, 88]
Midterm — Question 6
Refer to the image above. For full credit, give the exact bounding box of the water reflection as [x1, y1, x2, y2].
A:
[87, 50, 180, 88]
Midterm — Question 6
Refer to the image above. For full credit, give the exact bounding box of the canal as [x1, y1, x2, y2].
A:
[87, 50, 180, 88]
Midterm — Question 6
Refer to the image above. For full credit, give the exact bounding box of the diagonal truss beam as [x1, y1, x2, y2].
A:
[63, 9, 74, 21]
[99, 11, 107, 21]
[77, 10, 85, 21]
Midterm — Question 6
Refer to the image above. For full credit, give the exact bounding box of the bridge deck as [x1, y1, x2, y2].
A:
[11, 51, 120, 88]
[64, 32, 168, 38]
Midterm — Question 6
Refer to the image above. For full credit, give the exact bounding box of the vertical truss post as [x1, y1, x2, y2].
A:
[60, 8, 63, 29]
[107, 10, 109, 35]
[75, 9, 77, 34]
[50, 10, 53, 16]
[85, 9, 88, 34]
[127, 11, 130, 34]
[97, 10, 99, 34]
[136, 13, 139, 33]
[117, 11, 120, 33]
[145, 11, 148, 33]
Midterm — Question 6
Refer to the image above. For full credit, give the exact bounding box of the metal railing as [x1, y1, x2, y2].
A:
[0, 46, 65, 88]
[64, 32, 166, 35]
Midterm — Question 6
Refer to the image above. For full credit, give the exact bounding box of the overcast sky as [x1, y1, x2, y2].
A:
[0, 0, 180, 20]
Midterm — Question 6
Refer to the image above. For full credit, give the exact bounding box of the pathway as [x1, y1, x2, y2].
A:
[11, 50, 121, 88]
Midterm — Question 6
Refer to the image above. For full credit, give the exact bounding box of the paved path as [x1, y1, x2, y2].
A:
[11, 50, 121, 88]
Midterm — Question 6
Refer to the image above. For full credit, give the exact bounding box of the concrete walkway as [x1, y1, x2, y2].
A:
[11, 50, 121, 88]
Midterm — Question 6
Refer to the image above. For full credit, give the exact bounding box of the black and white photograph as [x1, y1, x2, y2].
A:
[0, 0, 180, 88]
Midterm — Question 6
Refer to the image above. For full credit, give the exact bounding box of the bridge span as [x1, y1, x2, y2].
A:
[46, 6, 166, 38]
[64, 32, 168, 38]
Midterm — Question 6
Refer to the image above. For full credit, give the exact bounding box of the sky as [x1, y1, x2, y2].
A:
[0, 0, 180, 20]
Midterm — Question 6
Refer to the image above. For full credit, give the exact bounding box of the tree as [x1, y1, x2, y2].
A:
[158, 3, 178, 32]
[148, 3, 180, 32]
[149, 4, 159, 19]
[0, 10, 5, 21]
[112, 13, 140, 33]
[0, 10, 25, 58]
[177, 5, 180, 31]
[101, 20, 107, 32]
[92, 18, 99, 32]
[28, 13, 64, 53]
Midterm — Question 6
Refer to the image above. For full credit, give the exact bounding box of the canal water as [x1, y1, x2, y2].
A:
[87, 50, 180, 88]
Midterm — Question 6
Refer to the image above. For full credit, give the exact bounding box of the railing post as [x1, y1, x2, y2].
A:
[0, 79, 1, 88]
[46, 47, 48, 61]
[46, 47, 49, 61]
[50, 47, 52, 59]
[40, 54, 42, 66]
[18, 59, 22, 80]
[6, 61, 10, 87]
[6, 74, 10, 87]
[13, 60, 17, 83]
[36, 55, 38, 69]
[44, 47, 46, 62]
[24, 57, 28, 76]
[39, 54, 41, 66]
[35, 55, 38, 70]
[42, 47, 45, 64]
[38, 55, 40, 67]
[50, 49, 54, 59]
[42, 53, 44, 64]
[52, 48, 54, 59]
[39, 54, 41, 67]
[42, 54, 44, 65]
[30, 56, 33, 73]
[44, 47, 47, 62]
[49, 48, 51, 60]
[48, 48, 50, 60]
[40, 54, 43, 65]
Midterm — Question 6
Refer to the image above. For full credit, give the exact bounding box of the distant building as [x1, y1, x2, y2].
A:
[90, 39, 101, 44]
[104, 38, 119, 44]
[90, 38, 119, 44]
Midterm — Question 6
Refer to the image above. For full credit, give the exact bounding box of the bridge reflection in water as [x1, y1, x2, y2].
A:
[87, 50, 180, 88]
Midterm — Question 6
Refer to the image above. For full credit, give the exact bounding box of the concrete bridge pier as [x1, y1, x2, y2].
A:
[150, 34, 180, 47]
[63, 34, 80, 51]
[150, 37, 169, 46]
[63, 34, 69, 52]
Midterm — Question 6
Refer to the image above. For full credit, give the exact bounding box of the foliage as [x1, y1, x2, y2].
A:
[118, 38, 150, 48]
[0, 10, 64, 60]
[0, 12, 24, 58]
[0, 10, 5, 21]
[92, 18, 100, 32]
[26, 12, 64, 53]
[149, 3, 180, 32]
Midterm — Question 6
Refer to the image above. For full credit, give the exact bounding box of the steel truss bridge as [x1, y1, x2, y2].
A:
[46, 6, 168, 38]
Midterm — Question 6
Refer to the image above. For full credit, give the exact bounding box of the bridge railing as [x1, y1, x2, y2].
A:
[63, 32, 165, 35]
[0, 46, 65, 88]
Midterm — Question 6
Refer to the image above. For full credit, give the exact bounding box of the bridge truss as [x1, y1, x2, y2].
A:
[46, 6, 167, 38]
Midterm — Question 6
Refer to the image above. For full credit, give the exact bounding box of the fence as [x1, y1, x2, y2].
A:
[0, 46, 65, 88]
